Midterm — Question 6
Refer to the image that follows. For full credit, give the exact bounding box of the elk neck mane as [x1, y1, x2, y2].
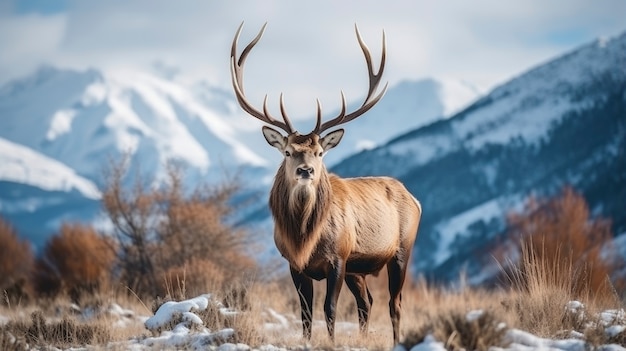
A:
[269, 162, 332, 269]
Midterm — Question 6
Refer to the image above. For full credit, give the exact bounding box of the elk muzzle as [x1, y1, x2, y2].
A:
[296, 165, 315, 184]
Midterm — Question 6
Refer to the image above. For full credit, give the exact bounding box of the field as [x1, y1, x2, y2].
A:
[1, 260, 625, 351]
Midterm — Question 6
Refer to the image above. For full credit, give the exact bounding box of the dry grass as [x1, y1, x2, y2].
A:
[0, 286, 152, 350]
[1, 252, 624, 350]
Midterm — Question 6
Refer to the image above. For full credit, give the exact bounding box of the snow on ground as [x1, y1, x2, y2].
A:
[1, 295, 623, 350]
[124, 295, 625, 351]
[397, 304, 626, 351]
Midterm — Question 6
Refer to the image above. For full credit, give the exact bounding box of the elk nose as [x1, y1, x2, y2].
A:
[296, 166, 313, 178]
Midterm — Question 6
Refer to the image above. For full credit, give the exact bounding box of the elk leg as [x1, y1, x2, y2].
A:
[290, 267, 313, 340]
[387, 255, 408, 345]
[324, 259, 346, 341]
[345, 274, 372, 334]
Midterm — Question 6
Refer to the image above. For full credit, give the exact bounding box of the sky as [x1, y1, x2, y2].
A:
[0, 0, 625, 118]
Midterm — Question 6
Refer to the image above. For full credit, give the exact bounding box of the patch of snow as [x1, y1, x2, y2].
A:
[437, 78, 483, 117]
[81, 81, 107, 105]
[567, 301, 585, 313]
[0, 137, 101, 199]
[397, 334, 447, 351]
[433, 198, 503, 265]
[263, 308, 291, 332]
[600, 309, 626, 325]
[145, 294, 212, 332]
[388, 132, 456, 166]
[606, 325, 626, 338]
[502, 329, 587, 351]
[355, 139, 376, 152]
[466, 310, 484, 322]
[46, 109, 77, 141]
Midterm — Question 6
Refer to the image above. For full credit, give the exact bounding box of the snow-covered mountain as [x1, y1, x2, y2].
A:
[0, 137, 100, 200]
[0, 137, 102, 244]
[332, 32, 626, 282]
[0, 66, 268, 182]
[321, 78, 481, 166]
[0, 66, 271, 246]
[0, 63, 477, 249]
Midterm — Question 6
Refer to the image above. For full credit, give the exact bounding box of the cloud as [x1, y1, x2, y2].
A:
[0, 10, 67, 82]
[1, 0, 625, 118]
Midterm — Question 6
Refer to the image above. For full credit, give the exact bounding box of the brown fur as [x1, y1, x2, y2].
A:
[270, 161, 332, 271]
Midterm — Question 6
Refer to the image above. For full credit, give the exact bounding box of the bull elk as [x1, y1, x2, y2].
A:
[230, 22, 421, 344]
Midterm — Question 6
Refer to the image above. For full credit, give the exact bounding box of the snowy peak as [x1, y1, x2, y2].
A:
[380, 31, 626, 170]
[0, 66, 268, 182]
[0, 66, 101, 147]
[490, 31, 626, 101]
[452, 31, 625, 150]
[322, 77, 481, 165]
[0, 137, 100, 200]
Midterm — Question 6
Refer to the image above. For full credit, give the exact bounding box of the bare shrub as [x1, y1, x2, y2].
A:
[503, 187, 621, 303]
[102, 158, 255, 298]
[0, 217, 34, 306]
[155, 166, 255, 295]
[33, 223, 115, 301]
[102, 156, 161, 297]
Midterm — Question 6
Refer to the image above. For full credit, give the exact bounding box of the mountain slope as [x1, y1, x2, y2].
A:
[322, 78, 481, 166]
[0, 66, 268, 184]
[0, 137, 102, 246]
[0, 137, 100, 199]
[332, 32, 626, 282]
[0, 66, 273, 247]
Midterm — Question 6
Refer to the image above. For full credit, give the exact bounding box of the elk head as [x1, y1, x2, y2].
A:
[230, 22, 388, 189]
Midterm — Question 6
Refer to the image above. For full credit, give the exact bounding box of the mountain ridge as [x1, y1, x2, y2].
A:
[332, 31, 626, 282]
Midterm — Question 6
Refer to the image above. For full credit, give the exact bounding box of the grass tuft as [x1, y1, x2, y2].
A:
[402, 310, 509, 351]
[0, 310, 110, 349]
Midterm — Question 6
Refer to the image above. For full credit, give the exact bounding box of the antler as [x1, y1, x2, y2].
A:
[230, 22, 387, 136]
[230, 22, 295, 134]
[312, 24, 388, 135]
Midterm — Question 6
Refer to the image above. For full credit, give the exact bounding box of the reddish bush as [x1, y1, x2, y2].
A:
[504, 187, 621, 301]
[0, 217, 34, 304]
[34, 223, 115, 301]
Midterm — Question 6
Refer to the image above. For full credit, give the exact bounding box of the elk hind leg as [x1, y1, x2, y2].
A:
[387, 255, 408, 344]
[345, 274, 373, 334]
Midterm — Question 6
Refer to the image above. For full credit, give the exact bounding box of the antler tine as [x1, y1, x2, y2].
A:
[230, 22, 294, 134]
[314, 24, 388, 135]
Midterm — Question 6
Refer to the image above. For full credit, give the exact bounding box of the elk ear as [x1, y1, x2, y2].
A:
[262, 126, 287, 151]
[320, 129, 344, 152]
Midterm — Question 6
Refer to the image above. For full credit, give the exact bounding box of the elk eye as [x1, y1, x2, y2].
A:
[285, 151, 291, 157]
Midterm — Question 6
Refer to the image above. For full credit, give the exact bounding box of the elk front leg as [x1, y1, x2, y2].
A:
[290, 267, 313, 339]
[324, 259, 346, 341]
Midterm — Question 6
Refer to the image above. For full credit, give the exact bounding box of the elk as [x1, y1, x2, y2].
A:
[230, 23, 421, 344]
